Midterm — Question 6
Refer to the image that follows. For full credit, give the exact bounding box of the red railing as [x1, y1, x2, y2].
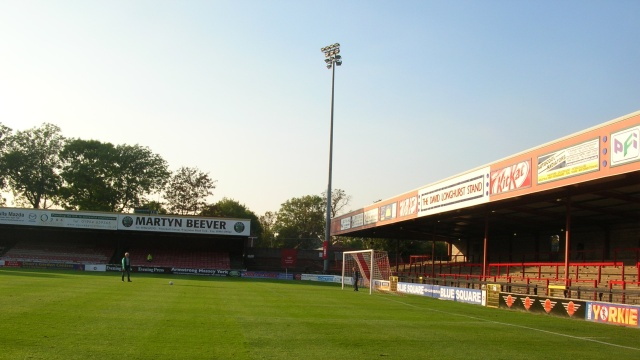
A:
[398, 260, 633, 287]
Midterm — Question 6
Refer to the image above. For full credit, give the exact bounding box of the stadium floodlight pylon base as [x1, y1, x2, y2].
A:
[341, 249, 391, 295]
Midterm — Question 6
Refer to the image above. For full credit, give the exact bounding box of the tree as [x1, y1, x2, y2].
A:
[59, 139, 170, 212]
[112, 144, 170, 211]
[258, 211, 278, 247]
[322, 188, 352, 218]
[200, 198, 263, 238]
[0, 123, 12, 206]
[321, 188, 352, 248]
[2, 123, 65, 208]
[273, 195, 325, 249]
[59, 140, 120, 211]
[164, 166, 216, 215]
[137, 200, 168, 215]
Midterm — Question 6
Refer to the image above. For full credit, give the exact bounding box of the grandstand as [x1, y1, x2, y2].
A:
[125, 238, 232, 269]
[0, 210, 248, 271]
[2, 238, 113, 264]
[332, 110, 640, 306]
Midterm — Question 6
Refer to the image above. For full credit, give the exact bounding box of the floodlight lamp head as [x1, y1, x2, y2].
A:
[336, 60, 342, 66]
[326, 64, 332, 69]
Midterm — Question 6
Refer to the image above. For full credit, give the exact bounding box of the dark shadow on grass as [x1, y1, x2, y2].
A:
[0, 268, 67, 278]
[1, 267, 343, 288]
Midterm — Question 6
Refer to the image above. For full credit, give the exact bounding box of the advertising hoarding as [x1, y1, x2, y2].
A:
[499, 293, 586, 319]
[490, 159, 532, 195]
[379, 203, 397, 221]
[585, 301, 639, 328]
[398, 196, 417, 217]
[363, 208, 378, 225]
[351, 213, 364, 228]
[537, 138, 599, 184]
[118, 214, 250, 236]
[418, 168, 489, 217]
[610, 125, 640, 167]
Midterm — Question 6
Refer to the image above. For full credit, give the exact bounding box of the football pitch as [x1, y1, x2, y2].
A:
[1, 269, 638, 360]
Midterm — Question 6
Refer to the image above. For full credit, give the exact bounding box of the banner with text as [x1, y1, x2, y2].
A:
[537, 138, 599, 184]
[490, 159, 532, 195]
[117, 214, 250, 236]
[0, 207, 250, 237]
[439, 286, 485, 305]
[585, 301, 639, 328]
[0, 208, 118, 230]
[418, 168, 489, 217]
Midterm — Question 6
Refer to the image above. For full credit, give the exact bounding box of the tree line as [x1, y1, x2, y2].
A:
[0, 122, 439, 256]
[0, 122, 367, 251]
[0, 123, 213, 214]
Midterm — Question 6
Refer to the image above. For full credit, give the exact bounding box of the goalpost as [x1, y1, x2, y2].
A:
[341, 249, 391, 294]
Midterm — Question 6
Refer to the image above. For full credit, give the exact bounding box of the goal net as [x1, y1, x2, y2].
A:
[341, 250, 391, 294]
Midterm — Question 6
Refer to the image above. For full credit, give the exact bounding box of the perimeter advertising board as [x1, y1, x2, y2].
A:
[396, 282, 485, 306]
[499, 293, 586, 319]
[105, 264, 241, 277]
[418, 168, 490, 217]
[118, 214, 250, 236]
[585, 301, 640, 328]
[301, 274, 342, 283]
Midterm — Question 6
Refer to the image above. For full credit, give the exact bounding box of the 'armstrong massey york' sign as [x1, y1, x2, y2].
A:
[118, 214, 250, 236]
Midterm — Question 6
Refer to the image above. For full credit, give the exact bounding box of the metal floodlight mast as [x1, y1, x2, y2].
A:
[321, 42, 342, 273]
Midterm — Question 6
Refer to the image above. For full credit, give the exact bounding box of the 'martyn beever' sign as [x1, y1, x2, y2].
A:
[118, 214, 250, 236]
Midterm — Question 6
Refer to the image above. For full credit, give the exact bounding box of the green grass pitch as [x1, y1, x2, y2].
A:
[1, 268, 638, 360]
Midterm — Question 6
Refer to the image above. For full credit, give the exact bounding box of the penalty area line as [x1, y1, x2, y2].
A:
[378, 296, 640, 352]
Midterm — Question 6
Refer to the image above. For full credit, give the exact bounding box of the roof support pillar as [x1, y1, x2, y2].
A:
[563, 197, 572, 287]
[483, 215, 489, 280]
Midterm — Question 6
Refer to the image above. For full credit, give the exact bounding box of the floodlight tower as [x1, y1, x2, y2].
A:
[321, 43, 342, 273]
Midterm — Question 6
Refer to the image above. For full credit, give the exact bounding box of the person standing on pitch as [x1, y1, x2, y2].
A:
[352, 266, 359, 291]
[121, 252, 132, 282]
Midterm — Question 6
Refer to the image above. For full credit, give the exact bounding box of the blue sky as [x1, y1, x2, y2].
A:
[1, 1, 639, 216]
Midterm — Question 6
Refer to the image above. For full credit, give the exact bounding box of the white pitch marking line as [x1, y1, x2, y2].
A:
[379, 296, 640, 351]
